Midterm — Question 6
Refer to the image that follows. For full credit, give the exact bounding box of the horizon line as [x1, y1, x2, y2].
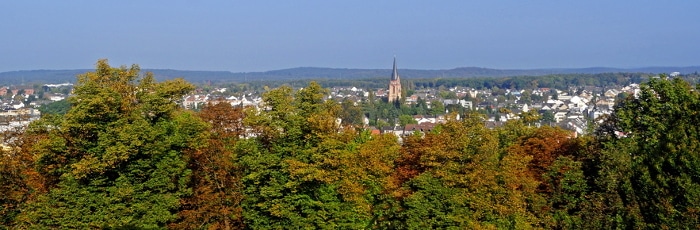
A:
[2, 65, 700, 74]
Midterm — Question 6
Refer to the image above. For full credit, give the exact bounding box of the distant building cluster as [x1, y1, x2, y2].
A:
[175, 59, 649, 139]
[0, 83, 74, 134]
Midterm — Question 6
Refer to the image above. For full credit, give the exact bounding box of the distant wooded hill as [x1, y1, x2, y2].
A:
[1, 66, 699, 84]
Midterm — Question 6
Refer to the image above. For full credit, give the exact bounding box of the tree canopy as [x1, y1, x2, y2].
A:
[11, 60, 207, 229]
[1, 62, 699, 229]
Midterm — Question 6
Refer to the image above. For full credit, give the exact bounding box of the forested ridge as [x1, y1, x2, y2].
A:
[3, 65, 700, 85]
[1, 60, 699, 229]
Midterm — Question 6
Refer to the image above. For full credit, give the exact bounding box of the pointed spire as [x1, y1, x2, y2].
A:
[391, 57, 398, 80]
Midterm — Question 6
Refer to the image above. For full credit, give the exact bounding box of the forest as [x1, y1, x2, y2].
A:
[1, 60, 699, 229]
[214, 71, 700, 96]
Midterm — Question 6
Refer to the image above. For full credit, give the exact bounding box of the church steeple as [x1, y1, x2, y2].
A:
[388, 57, 402, 103]
[391, 57, 399, 81]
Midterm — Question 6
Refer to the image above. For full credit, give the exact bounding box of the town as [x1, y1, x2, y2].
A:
[5, 1, 700, 228]
[1, 61, 654, 140]
[179, 59, 646, 138]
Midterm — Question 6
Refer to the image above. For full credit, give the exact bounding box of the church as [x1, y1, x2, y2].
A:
[387, 57, 402, 102]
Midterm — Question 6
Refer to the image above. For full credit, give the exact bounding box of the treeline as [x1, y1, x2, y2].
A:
[217, 72, 700, 95]
[216, 77, 390, 95]
[1, 60, 699, 229]
[407, 72, 651, 90]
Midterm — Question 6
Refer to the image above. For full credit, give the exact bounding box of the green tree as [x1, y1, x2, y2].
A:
[595, 76, 700, 228]
[438, 90, 458, 99]
[541, 110, 555, 123]
[543, 156, 590, 228]
[398, 114, 417, 126]
[339, 98, 363, 126]
[239, 82, 367, 229]
[429, 100, 445, 115]
[17, 60, 207, 229]
[37, 99, 72, 116]
[520, 90, 532, 104]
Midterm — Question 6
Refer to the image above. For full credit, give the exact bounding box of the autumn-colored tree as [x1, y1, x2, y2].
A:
[0, 129, 33, 226]
[0, 113, 66, 228]
[10, 62, 700, 229]
[506, 124, 596, 228]
[390, 113, 541, 228]
[328, 130, 402, 227]
[508, 126, 577, 193]
[170, 101, 246, 229]
[391, 133, 428, 195]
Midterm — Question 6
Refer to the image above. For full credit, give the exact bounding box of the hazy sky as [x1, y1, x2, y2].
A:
[1, 1, 698, 72]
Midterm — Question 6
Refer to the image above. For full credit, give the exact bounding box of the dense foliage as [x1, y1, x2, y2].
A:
[36, 99, 72, 116]
[1, 61, 699, 229]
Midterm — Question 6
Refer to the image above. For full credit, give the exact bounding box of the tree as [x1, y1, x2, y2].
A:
[509, 126, 577, 191]
[550, 89, 559, 100]
[170, 101, 246, 229]
[339, 98, 363, 126]
[331, 131, 402, 228]
[398, 114, 417, 126]
[520, 90, 532, 104]
[429, 100, 445, 115]
[239, 82, 366, 229]
[389, 113, 540, 228]
[37, 99, 72, 116]
[507, 126, 590, 228]
[0, 124, 44, 227]
[17, 60, 207, 229]
[595, 76, 700, 228]
[540, 110, 555, 123]
[415, 97, 428, 115]
[519, 109, 541, 126]
[438, 91, 458, 99]
[543, 156, 590, 228]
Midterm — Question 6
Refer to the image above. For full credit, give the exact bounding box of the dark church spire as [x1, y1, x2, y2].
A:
[391, 57, 399, 81]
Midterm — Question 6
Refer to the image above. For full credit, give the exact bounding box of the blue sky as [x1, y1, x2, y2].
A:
[1, 1, 698, 72]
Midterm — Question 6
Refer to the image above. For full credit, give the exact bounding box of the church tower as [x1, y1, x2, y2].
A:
[388, 57, 402, 103]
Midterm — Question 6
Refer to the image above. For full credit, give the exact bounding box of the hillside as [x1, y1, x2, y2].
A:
[1, 66, 698, 84]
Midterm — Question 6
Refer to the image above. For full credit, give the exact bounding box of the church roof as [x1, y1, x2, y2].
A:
[391, 57, 400, 81]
